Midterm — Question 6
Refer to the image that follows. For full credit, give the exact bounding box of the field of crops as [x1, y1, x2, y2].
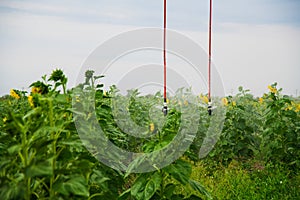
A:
[1, 69, 299, 200]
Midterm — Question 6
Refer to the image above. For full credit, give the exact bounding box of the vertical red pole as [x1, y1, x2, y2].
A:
[208, 0, 212, 101]
[163, 0, 167, 102]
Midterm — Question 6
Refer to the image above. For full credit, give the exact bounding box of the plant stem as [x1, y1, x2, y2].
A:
[62, 83, 66, 95]
[27, 178, 31, 200]
[20, 123, 31, 200]
[160, 171, 166, 198]
[48, 98, 56, 199]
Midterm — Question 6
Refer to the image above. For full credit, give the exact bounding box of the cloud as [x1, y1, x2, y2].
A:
[0, 0, 299, 96]
[214, 0, 300, 25]
[0, 10, 137, 95]
[211, 23, 300, 95]
[1, 0, 299, 30]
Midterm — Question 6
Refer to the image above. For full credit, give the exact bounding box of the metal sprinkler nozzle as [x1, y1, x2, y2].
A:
[208, 100, 212, 116]
[162, 102, 168, 116]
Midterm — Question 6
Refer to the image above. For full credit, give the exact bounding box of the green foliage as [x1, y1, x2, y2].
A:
[0, 70, 122, 200]
[206, 85, 300, 170]
[1, 69, 299, 199]
[209, 87, 261, 164]
[259, 84, 300, 168]
[122, 159, 211, 200]
[191, 160, 300, 199]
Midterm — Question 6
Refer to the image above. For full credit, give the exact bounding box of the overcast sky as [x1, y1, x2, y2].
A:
[0, 0, 300, 96]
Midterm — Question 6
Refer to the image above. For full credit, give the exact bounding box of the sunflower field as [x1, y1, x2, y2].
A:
[0, 69, 299, 200]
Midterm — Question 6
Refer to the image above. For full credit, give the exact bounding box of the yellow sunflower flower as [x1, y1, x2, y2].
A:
[285, 105, 293, 111]
[184, 100, 189, 106]
[28, 95, 34, 107]
[222, 97, 228, 106]
[295, 104, 300, 113]
[268, 85, 277, 93]
[149, 123, 155, 132]
[75, 96, 80, 102]
[200, 94, 209, 104]
[285, 102, 296, 111]
[259, 97, 264, 104]
[10, 89, 20, 99]
[31, 87, 41, 94]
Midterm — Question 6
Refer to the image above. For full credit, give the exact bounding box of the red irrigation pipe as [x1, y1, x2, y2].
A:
[163, 0, 167, 103]
[208, 0, 212, 101]
[207, 0, 213, 115]
[162, 0, 168, 116]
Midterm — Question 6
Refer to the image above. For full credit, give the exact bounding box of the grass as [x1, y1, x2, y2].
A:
[190, 159, 300, 200]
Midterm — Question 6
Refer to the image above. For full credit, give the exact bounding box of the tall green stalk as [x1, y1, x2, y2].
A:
[16, 115, 31, 200]
[48, 98, 56, 199]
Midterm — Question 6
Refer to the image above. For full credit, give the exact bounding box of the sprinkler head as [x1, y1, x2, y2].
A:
[207, 101, 212, 116]
[162, 102, 168, 116]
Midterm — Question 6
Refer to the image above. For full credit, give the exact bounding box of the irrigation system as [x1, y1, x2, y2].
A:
[162, 0, 213, 116]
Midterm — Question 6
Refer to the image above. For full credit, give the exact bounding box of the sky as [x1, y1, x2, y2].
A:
[0, 0, 300, 96]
